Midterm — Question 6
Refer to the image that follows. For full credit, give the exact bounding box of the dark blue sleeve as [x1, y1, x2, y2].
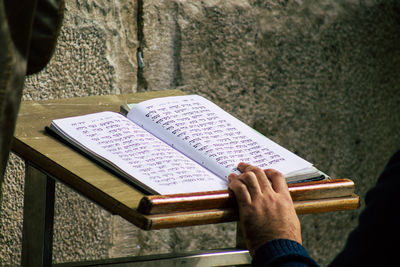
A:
[253, 150, 400, 267]
[252, 239, 320, 267]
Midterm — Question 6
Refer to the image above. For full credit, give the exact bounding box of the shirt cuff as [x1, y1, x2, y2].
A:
[252, 239, 319, 267]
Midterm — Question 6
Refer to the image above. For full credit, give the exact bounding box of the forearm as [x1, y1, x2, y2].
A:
[253, 239, 319, 267]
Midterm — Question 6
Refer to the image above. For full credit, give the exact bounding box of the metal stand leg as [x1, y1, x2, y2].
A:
[21, 163, 55, 267]
[236, 222, 247, 249]
[53, 224, 251, 266]
[236, 222, 251, 266]
[19, 164, 250, 266]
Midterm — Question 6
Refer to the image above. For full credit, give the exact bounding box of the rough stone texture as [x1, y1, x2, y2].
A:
[25, 0, 138, 100]
[0, 0, 138, 265]
[141, 0, 400, 265]
[0, 154, 25, 266]
[2, 0, 400, 266]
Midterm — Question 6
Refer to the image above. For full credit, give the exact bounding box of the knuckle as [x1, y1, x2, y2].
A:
[230, 180, 247, 194]
[229, 179, 242, 190]
[265, 168, 283, 178]
[241, 172, 259, 187]
[246, 165, 263, 173]
[240, 171, 256, 181]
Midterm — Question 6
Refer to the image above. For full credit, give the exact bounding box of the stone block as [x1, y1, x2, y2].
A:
[2, 0, 400, 266]
[1, 0, 138, 265]
[141, 0, 400, 265]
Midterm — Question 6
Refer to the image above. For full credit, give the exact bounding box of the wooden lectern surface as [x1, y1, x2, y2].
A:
[12, 90, 359, 230]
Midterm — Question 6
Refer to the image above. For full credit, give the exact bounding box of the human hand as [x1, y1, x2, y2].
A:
[228, 163, 302, 257]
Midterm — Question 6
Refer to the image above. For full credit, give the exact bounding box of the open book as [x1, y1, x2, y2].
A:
[47, 95, 325, 195]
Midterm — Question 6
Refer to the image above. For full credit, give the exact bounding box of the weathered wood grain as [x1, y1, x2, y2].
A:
[12, 91, 359, 231]
[140, 195, 360, 230]
[138, 178, 355, 215]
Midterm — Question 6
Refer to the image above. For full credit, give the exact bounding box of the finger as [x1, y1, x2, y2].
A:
[237, 162, 251, 172]
[264, 169, 289, 195]
[229, 176, 252, 206]
[238, 163, 271, 192]
[237, 171, 262, 199]
[228, 173, 238, 183]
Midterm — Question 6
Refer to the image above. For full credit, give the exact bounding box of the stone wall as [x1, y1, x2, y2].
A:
[1, 0, 400, 266]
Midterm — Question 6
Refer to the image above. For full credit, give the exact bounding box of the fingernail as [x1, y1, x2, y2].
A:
[237, 162, 244, 171]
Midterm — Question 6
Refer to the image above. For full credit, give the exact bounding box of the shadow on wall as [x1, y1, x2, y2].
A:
[149, 1, 400, 265]
[252, 1, 400, 183]
[252, 2, 400, 265]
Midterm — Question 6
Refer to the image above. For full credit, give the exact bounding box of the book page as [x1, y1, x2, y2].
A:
[50, 111, 227, 194]
[128, 95, 313, 179]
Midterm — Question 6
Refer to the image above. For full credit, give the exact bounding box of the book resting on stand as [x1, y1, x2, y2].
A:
[46, 95, 327, 195]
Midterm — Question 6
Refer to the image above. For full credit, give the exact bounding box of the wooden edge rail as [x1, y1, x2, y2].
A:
[141, 195, 360, 230]
[138, 178, 355, 215]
